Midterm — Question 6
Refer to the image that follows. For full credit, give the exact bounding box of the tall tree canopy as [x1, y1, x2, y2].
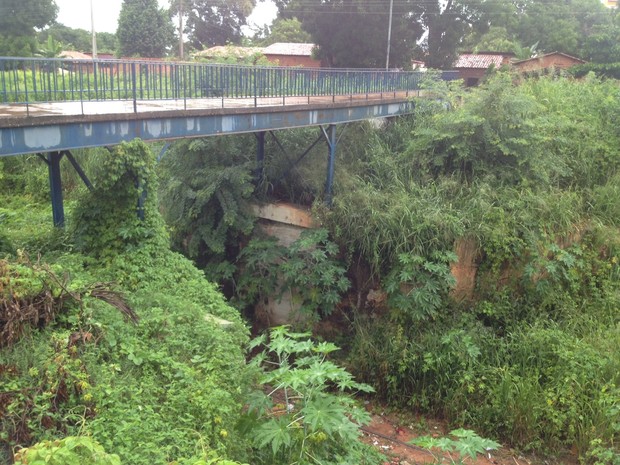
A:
[275, 0, 614, 69]
[582, 12, 620, 63]
[419, 0, 492, 68]
[39, 25, 117, 54]
[255, 17, 312, 45]
[0, 0, 58, 56]
[463, 0, 613, 60]
[117, 0, 175, 57]
[179, 0, 255, 50]
[275, 0, 424, 68]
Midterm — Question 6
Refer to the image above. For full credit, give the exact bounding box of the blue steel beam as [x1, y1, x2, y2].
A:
[322, 125, 338, 206]
[64, 150, 93, 191]
[0, 100, 415, 157]
[47, 151, 65, 227]
[254, 131, 265, 184]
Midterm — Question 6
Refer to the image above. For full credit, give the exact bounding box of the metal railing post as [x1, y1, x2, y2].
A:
[132, 62, 137, 113]
[253, 66, 257, 107]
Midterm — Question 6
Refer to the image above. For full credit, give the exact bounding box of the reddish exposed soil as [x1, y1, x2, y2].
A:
[361, 409, 580, 465]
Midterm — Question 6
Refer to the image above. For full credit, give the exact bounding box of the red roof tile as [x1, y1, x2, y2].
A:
[454, 54, 506, 69]
[263, 43, 315, 56]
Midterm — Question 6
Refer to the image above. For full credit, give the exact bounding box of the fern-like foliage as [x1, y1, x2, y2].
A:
[158, 137, 257, 268]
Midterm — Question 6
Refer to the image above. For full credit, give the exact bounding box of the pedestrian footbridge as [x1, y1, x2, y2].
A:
[0, 57, 456, 225]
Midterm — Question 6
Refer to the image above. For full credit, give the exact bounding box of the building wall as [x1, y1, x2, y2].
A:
[515, 54, 583, 72]
[457, 68, 487, 86]
[264, 54, 322, 68]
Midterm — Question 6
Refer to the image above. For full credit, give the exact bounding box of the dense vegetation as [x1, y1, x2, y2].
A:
[157, 72, 620, 463]
[331, 75, 620, 460]
[1, 72, 620, 465]
[0, 142, 376, 464]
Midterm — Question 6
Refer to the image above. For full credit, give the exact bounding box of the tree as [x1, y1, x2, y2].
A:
[577, 7, 620, 63]
[420, 0, 482, 69]
[462, 26, 531, 59]
[39, 25, 118, 54]
[275, 0, 424, 68]
[179, 0, 255, 50]
[97, 32, 118, 54]
[583, 21, 620, 63]
[117, 0, 175, 57]
[0, 0, 57, 56]
[40, 24, 91, 52]
[36, 35, 63, 58]
[465, 0, 613, 60]
[256, 17, 311, 45]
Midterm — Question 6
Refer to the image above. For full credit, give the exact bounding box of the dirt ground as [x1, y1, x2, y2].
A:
[361, 408, 580, 465]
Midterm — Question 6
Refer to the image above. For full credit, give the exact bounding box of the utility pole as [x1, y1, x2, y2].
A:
[385, 0, 393, 70]
[178, 0, 184, 59]
[90, 0, 98, 59]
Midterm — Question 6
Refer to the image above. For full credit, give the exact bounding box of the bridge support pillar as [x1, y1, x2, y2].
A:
[38, 150, 93, 227]
[47, 151, 65, 227]
[323, 124, 337, 206]
[255, 131, 265, 184]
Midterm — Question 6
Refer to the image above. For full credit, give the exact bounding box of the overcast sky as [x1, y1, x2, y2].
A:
[54, 0, 278, 35]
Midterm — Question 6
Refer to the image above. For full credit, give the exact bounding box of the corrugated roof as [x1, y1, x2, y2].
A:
[453, 54, 506, 69]
[263, 43, 315, 56]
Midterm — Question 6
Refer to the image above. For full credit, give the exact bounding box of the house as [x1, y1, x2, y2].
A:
[262, 43, 321, 68]
[512, 52, 586, 74]
[453, 52, 514, 86]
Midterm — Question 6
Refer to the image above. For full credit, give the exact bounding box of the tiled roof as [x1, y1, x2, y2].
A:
[512, 52, 586, 65]
[60, 50, 91, 60]
[453, 54, 506, 69]
[263, 43, 315, 56]
[194, 46, 263, 58]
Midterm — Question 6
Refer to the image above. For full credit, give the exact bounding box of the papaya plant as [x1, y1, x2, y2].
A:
[240, 326, 379, 465]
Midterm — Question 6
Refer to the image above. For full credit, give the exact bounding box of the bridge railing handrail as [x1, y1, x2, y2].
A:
[0, 56, 446, 112]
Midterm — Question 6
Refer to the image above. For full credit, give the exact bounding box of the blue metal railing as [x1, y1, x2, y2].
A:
[0, 57, 435, 112]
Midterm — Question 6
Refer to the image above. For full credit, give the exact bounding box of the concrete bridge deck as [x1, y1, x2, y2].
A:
[0, 92, 417, 157]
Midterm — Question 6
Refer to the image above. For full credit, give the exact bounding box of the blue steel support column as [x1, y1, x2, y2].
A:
[324, 124, 337, 206]
[255, 131, 265, 184]
[47, 151, 65, 227]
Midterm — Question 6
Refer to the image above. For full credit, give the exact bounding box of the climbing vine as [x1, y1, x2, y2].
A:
[71, 139, 167, 260]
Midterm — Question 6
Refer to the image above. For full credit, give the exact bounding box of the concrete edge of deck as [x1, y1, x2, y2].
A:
[0, 93, 419, 129]
[0, 97, 418, 156]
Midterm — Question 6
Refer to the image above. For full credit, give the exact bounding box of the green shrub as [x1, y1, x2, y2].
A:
[1, 139, 253, 465]
[234, 229, 350, 323]
[411, 429, 500, 464]
[13, 436, 120, 465]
